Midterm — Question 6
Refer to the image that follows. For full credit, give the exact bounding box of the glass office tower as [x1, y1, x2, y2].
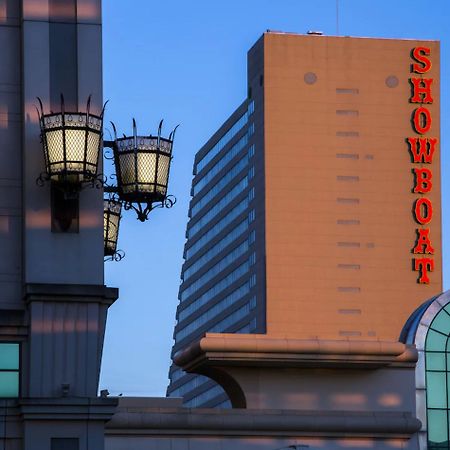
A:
[167, 99, 264, 407]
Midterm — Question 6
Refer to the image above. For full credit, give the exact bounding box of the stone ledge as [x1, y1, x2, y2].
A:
[24, 283, 118, 306]
[174, 334, 418, 371]
[106, 408, 420, 437]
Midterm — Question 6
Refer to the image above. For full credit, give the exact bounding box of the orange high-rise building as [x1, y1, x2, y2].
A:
[168, 32, 441, 408]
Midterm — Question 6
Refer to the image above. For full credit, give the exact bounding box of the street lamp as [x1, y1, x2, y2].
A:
[103, 195, 124, 261]
[36, 96, 178, 257]
[36, 95, 104, 192]
[105, 119, 178, 222]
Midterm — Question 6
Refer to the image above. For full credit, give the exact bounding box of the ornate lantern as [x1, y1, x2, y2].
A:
[103, 195, 123, 261]
[109, 119, 177, 221]
[37, 95, 104, 189]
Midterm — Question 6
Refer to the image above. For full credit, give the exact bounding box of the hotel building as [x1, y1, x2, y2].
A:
[167, 32, 442, 411]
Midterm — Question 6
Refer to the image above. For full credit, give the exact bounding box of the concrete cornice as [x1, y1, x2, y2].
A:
[174, 334, 418, 370]
[19, 397, 118, 421]
[106, 407, 420, 438]
[24, 283, 119, 306]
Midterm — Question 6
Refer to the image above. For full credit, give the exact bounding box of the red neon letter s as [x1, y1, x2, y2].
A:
[412, 47, 432, 74]
[414, 258, 434, 284]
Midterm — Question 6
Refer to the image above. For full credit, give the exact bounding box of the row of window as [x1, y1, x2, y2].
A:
[179, 275, 255, 323]
[177, 284, 256, 342]
[193, 135, 251, 196]
[190, 156, 249, 218]
[236, 317, 257, 334]
[180, 241, 249, 302]
[209, 301, 255, 333]
[187, 176, 249, 239]
[183, 219, 248, 281]
[169, 374, 210, 398]
[179, 259, 249, 309]
[195, 101, 254, 174]
[184, 384, 226, 408]
[185, 199, 249, 260]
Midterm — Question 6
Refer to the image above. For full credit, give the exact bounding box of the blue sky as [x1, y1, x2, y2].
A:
[99, 0, 450, 396]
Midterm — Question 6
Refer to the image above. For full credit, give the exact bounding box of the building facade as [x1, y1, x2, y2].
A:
[168, 32, 442, 408]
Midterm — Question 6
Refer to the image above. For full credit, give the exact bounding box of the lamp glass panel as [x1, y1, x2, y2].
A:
[118, 153, 136, 193]
[137, 152, 157, 191]
[46, 129, 65, 171]
[156, 154, 170, 194]
[65, 129, 87, 172]
[86, 131, 100, 167]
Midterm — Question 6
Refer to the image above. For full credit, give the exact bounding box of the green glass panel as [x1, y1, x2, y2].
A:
[427, 372, 447, 408]
[431, 310, 450, 336]
[427, 329, 448, 351]
[428, 409, 448, 446]
[0, 372, 18, 397]
[427, 352, 447, 371]
[0, 343, 19, 370]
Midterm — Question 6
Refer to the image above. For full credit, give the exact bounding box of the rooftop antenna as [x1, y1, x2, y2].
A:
[336, 0, 340, 35]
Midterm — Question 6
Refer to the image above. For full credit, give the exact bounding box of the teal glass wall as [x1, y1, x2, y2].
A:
[425, 304, 450, 449]
[0, 343, 19, 397]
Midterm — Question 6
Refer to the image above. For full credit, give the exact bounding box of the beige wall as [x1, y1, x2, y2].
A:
[259, 34, 441, 340]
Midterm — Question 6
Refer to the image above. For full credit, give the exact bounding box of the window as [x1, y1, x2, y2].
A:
[0, 343, 19, 397]
[193, 134, 249, 196]
[190, 155, 249, 217]
[183, 219, 248, 280]
[425, 303, 450, 449]
[180, 240, 249, 301]
[185, 198, 249, 259]
[178, 278, 252, 322]
[188, 176, 248, 238]
[195, 102, 255, 175]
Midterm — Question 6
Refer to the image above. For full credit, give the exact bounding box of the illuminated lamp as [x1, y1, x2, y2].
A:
[107, 119, 178, 222]
[103, 195, 124, 261]
[36, 95, 105, 191]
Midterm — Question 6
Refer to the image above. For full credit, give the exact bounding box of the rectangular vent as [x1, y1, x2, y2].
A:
[336, 153, 359, 159]
[336, 110, 359, 116]
[337, 220, 360, 225]
[337, 198, 360, 204]
[339, 330, 362, 336]
[365, 154, 374, 160]
[337, 264, 361, 270]
[338, 287, 361, 293]
[336, 88, 359, 94]
[337, 242, 360, 247]
[336, 131, 360, 137]
[338, 309, 362, 315]
[337, 176, 359, 182]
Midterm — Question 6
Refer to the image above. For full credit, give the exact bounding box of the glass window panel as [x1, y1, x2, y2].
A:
[427, 372, 447, 408]
[427, 352, 447, 371]
[0, 372, 19, 397]
[431, 311, 450, 336]
[427, 409, 448, 447]
[427, 329, 448, 351]
[0, 343, 19, 370]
